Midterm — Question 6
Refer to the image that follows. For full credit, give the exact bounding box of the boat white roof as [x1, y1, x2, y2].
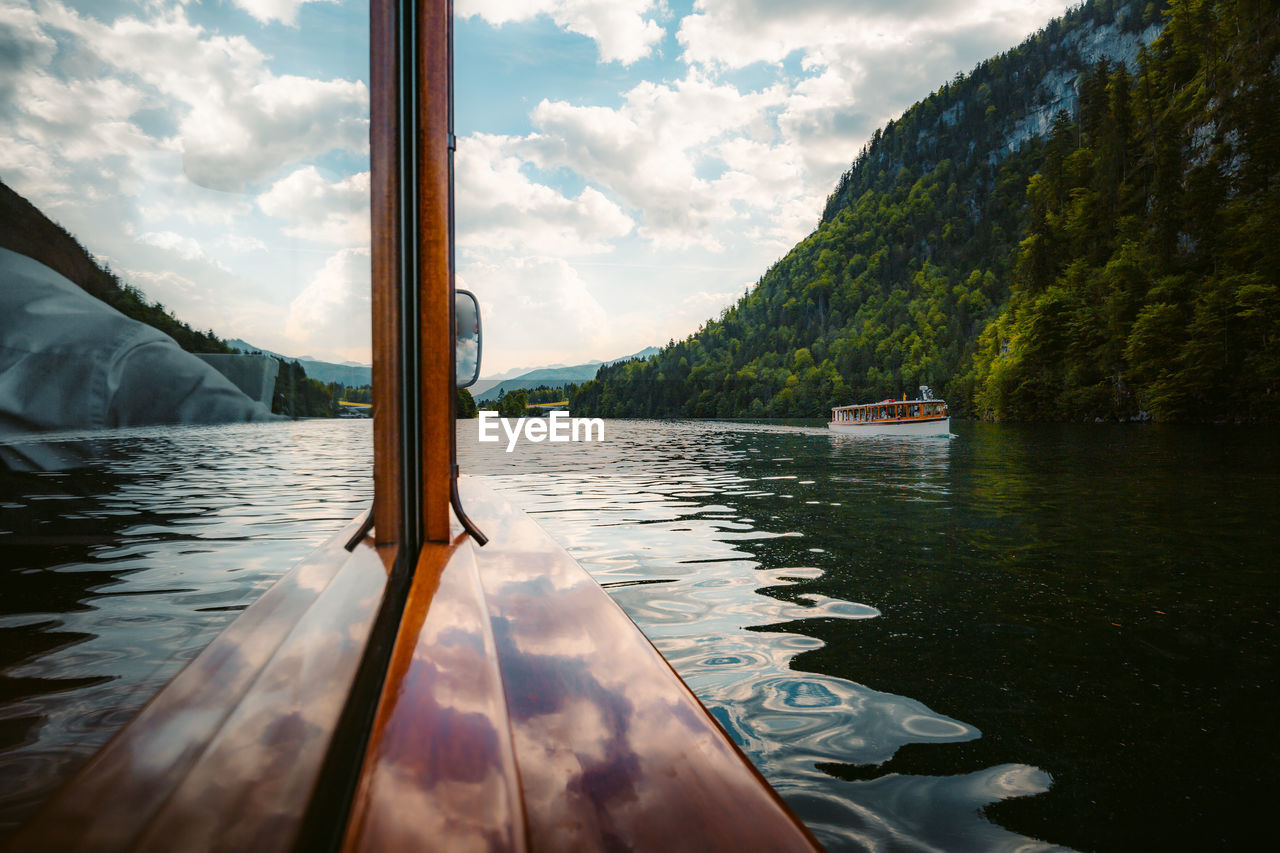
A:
[833, 398, 947, 408]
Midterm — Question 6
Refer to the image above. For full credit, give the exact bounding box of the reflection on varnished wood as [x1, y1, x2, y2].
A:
[460, 480, 820, 853]
[14, 486, 821, 851]
[343, 536, 526, 852]
[10, 517, 388, 851]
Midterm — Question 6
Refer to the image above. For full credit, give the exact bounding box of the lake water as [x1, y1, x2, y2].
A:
[2, 418, 1276, 849]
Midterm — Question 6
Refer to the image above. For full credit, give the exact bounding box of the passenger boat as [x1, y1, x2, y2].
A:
[829, 386, 950, 436]
[8, 2, 820, 850]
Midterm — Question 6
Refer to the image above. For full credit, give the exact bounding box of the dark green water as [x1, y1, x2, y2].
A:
[796, 423, 1277, 851]
[2, 419, 1276, 850]
[0, 421, 374, 833]
[460, 419, 1279, 851]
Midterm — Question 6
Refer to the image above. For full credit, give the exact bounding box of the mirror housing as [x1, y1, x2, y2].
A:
[455, 289, 481, 388]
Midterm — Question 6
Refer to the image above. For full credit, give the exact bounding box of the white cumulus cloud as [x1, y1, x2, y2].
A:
[231, 0, 337, 27]
[517, 72, 790, 250]
[457, 0, 664, 64]
[30, 1, 369, 193]
[285, 247, 372, 361]
[459, 256, 611, 369]
[677, 0, 1073, 70]
[456, 133, 633, 256]
[136, 229, 214, 264]
[258, 166, 371, 245]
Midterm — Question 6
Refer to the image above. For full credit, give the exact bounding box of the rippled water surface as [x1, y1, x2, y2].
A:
[459, 419, 1278, 852]
[0, 421, 373, 830]
[3, 418, 1276, 850]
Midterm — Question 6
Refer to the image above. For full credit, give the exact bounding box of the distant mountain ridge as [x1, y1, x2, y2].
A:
[474, 347, 659, 402]
[226, 338, 371, 384]
[227, 339, 372, 387]
[222, 340, 659, 395]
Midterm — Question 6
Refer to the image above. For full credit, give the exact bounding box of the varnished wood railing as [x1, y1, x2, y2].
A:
[369, 0, 402, 552]
[345, 481, 822, 852]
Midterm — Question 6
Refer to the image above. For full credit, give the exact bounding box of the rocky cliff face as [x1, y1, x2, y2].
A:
[998, 17, 1163, 156]
[823, 0, 1164, 220]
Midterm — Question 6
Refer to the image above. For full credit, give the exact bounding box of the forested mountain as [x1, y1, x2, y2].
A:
[571, 0, 1279, 423]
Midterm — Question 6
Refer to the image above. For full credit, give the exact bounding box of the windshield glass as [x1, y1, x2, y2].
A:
[0, 0, 371, 833]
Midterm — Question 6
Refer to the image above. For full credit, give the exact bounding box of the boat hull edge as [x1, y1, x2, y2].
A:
[827, 417, 950, 436]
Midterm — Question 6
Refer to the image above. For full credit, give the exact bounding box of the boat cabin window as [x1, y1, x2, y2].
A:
[0, 0, 373, 828]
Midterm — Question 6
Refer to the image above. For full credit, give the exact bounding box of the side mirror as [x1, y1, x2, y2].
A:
[455, 289, 481, 388]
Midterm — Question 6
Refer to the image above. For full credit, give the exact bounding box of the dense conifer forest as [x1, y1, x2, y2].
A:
[571, 0, 1279, 422]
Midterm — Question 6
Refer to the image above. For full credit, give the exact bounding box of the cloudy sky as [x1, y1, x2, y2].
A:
[0, 0, 1074, 374]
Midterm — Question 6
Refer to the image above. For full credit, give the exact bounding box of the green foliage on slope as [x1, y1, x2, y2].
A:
[272, 360, 338, 417]
[457, 387, 479, 418]
[497, 389, 530, 418]
[973, 0, 1280, 421]
[573, 0, 1279, 423]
